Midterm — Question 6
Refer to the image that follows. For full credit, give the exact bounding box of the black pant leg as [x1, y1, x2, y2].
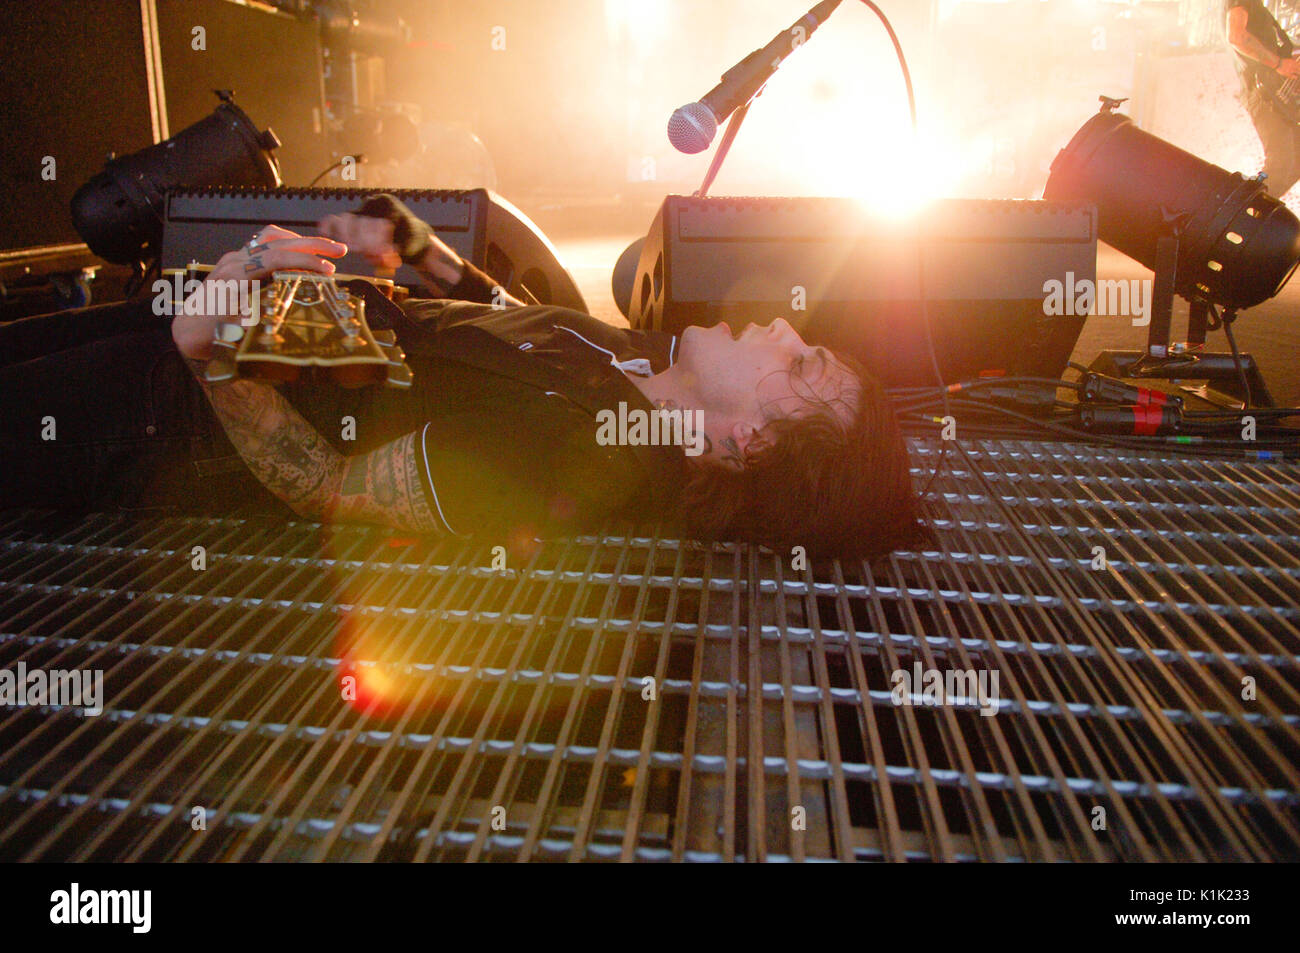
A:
[0, 316, 277, 515]
[0, 298, 171, 368]
[1249, 94, 1300, 197]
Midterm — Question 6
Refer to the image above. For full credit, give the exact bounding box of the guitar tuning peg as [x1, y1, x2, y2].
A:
[384, 362, 414, 389]
[204, 357, 238, 383]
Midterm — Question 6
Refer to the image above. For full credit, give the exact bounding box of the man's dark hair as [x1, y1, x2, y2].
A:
[675, 354, 923, 561]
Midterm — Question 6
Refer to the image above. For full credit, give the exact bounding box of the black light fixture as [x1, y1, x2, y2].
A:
[1044, 97, 1300, 406]
[70, 92, 281, 266]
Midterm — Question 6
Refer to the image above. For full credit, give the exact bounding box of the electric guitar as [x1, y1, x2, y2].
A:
[163, 265, 414, 388]
[1258, 65, 1300, 125]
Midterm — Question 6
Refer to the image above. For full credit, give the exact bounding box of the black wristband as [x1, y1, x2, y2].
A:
[444, 260, 503, 304]
[354, 193, 433, 266]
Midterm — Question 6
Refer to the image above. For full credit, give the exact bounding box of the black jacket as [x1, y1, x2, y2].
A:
[323, 278, 691, 542]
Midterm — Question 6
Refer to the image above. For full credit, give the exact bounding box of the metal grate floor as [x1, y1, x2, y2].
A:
[0, 437, 1297, 862]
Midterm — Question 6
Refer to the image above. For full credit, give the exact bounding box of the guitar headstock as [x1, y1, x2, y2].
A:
[201, 270, 413, 389]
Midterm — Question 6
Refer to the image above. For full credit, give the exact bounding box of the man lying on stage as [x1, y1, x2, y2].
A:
[0, 196, 921, 561]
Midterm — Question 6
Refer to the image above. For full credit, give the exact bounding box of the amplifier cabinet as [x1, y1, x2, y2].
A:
[162, 186, 587, 312]
[629, 196, 1098, 388]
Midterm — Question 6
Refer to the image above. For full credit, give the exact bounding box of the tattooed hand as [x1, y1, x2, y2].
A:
[168, 225, 444, 533]
[170, 224, 347, 362]
[232, 224, 346, 282]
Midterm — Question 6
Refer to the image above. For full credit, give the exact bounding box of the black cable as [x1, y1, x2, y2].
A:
[898, 392, 1300, 445]
[899, 397, 1300, 455]
[901, 414, 1299, 457]
[123, 261, 147, 298]
[308, 153, 366, 188]
[898, 411, 1300, 456]
[1068, 353, 1300, 421]
[1185, 407, 1300, 418]
[888, 375, 1080, 399]
[695, 101, 752, 198]
[888, 376, 1079, 413]
[893, 368, 1298, 437]
[1215, 303, 1255, 409]
[858, 1, 916, 126]
[124, 257, 161, 299]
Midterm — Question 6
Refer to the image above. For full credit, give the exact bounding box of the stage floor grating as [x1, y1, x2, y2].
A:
[1, 437, 1297, 862]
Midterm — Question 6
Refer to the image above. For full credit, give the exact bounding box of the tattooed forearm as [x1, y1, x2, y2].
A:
[185, 360, 440, 533]
[329, 432, 441, 532]
[193, 370, 345, 517]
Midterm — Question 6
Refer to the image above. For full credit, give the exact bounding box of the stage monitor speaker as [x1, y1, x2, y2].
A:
[161, 186, 587, 312]
[627, 196, 1098, 388]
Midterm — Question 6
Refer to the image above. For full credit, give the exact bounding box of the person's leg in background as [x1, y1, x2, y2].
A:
[1284, 121, 1300, 199]
[1248, 92, 1300, 198]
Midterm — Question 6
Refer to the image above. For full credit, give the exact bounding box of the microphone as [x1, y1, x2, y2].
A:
[668, 0, 842, 155]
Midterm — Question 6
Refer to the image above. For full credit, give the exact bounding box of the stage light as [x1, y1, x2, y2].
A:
[1043, 100, 1300, 405]
[1045, 105, 1300, 309]
[70, 94, 281, 265]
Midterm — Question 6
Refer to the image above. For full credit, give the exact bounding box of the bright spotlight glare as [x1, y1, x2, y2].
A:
[811, 126, 967, 219]
[687, 14, 975, 217]
[604, 0, 671, 51]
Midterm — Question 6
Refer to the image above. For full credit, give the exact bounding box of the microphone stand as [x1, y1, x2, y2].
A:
[690, 0, 844, 197]
[694, 99, 755, 197]
[689, 1, 911, 198]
